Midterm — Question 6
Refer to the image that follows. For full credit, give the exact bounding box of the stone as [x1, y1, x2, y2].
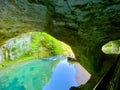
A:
[0, 32, 75, 64]
[0, 0, 120, 89]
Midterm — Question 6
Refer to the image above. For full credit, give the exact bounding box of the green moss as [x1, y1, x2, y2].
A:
[102, 40, 120, 54]
[0, 32, 74, 69]
[0, 53, 34, 69]
[42, 32, 62, 55]
[30, 32, 63, 57]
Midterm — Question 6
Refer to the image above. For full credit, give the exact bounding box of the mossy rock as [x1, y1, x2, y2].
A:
[102, 40, 120, 54]
[0, 32, 74, 69]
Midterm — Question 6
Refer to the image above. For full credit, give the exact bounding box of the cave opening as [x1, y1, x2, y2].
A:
[0, 32, 91, 90]
[102, 40, 120, 55]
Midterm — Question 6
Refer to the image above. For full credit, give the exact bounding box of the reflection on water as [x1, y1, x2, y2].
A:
[0, 55, 91, 90]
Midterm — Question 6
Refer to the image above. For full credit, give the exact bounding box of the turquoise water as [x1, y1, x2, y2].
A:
[0, 56, 91, 90]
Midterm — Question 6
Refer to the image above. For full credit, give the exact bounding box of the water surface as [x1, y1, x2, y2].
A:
[0, 56, 91, 90]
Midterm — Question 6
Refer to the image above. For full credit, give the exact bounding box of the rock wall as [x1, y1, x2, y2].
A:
[0, 32, 75, 64]
[0, 0, 120, 72]
[0, 0, 46, 45]
[0, 33, 31, 63]
[0, 0, 120, 89]
[42, 0, 120, 73]
[108, 55, 120, 90]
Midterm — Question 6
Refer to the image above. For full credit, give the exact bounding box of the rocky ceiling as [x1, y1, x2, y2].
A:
[0, 0, 120, 73]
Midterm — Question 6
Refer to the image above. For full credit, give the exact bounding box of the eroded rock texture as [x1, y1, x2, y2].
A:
[39, 0, 120, 73]
[0, 0, 120, 89]
[0, 32, 74, 64]
[0, 0, 120, 72]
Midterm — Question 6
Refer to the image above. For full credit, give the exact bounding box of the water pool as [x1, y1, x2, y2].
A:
[0, 56, 90, 90]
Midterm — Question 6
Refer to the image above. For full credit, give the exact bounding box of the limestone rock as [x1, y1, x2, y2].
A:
[0, 32, 74, 63]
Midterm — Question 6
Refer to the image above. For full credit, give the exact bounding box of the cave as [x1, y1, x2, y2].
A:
[0, 0, 120, 90]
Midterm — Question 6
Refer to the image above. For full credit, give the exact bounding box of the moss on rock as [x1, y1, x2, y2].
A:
[0, 32, 74, 69]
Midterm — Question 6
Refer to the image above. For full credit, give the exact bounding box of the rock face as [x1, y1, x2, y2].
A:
[40, 0, 120, 73]
[0, 0, 46, 45]
[0, 32, 74, 63]
[107, 55, 120, 90]
[0, 0, 119, 72]
[0, 33, 31, 62]
[0, 0, 120, 88]
[102, 40, 120, 54]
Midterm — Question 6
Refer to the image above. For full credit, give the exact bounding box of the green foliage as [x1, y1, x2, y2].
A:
[30, 32, 62, 57]
[0, 32, 73, 69]
[42, 32, 62, 55]
[0, 54, 34, 70]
